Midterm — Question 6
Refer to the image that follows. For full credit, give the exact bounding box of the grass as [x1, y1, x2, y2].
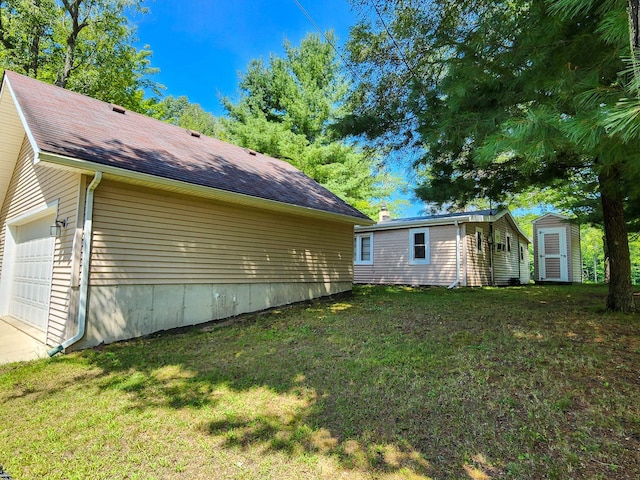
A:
[1, 284, 639, 479]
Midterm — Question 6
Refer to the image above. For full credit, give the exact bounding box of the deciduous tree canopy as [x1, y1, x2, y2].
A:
[0, 0, 158, 112]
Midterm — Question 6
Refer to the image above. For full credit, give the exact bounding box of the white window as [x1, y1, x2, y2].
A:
[520, 245, 525, 261]
[476, 227, 484, 254]
[506, 234, 512, 253]
[354, 233, 373, 265]
[495, 230, 502, 251]
[409, 228, 430, 264]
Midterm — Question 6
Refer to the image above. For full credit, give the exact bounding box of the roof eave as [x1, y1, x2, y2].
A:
[38, 151, 375, 226]
[355, 215, 476, 232]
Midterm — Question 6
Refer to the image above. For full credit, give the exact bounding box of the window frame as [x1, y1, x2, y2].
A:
[354, 233, 373, 265]
[506, 233, 512, 253]
[409, 227, 430, 265]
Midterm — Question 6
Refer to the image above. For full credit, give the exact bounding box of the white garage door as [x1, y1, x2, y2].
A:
[9, 215, 56, 330]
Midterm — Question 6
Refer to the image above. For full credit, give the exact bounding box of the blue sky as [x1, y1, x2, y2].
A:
[132, 0, 423, 216]
[132, 0, 358, 115]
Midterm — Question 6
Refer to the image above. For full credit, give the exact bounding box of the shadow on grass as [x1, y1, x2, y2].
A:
[72, 284, 639, 479]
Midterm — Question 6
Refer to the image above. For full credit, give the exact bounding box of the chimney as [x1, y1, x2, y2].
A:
[378, 204, 390, 223]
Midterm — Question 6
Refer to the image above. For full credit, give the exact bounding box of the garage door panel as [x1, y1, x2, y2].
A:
[9, 221, 55, 330]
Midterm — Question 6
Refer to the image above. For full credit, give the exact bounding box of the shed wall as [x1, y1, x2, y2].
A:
[0, 138, 81, 345]
[570, 223, 582, 282]
[353, 224, 457, 286]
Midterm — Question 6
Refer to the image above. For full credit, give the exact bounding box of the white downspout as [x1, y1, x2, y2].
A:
[448, 221, 461, 289]
[49, 172, 102, 356]
[489, 222, 495, 286]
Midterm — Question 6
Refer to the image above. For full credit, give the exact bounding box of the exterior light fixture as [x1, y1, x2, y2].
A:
[50, 218, 67, 237]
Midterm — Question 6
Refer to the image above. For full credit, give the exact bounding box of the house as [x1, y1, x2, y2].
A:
[0, 71, 374, 353]
[354, 207, 530, 287]
[533, 213, 582, 283]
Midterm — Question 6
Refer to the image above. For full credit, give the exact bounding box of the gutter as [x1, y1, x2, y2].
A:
[448, 221, 461, 289]
[48, 172, 102, 356]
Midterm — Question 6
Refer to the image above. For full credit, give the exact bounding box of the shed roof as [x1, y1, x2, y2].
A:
[356, 208, 530, 242]
[1, 71, 372, 224]
[532, 212, 573, 224]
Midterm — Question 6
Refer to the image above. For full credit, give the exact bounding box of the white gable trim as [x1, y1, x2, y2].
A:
[3, 75, 40, 159]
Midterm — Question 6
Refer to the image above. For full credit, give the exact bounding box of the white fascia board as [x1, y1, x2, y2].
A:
[4, 76, 41, 160]
[37, 151, 375, 226]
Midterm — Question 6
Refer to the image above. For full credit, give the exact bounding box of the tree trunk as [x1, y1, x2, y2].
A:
[629, 0, 640, 51]
[57, 0, 83, 88]
[58, 39, 75, 88]
[603, 235, 610, 283]
[28, 25, 43, 77]
[598, 167, 636, 312]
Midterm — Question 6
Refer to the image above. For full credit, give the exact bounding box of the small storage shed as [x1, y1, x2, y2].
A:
[533, 213, 582, 283]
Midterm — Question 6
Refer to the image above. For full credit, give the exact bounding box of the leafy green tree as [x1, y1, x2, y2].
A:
[0, 0, 158, 112]
[149, 95, 224, 138]
[345, 0, 639, 311]
[222, 32, 398, 217]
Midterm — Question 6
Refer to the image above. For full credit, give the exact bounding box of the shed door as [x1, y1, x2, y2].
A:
[538, 227, 568, 282]
[9, 215, 56, 330]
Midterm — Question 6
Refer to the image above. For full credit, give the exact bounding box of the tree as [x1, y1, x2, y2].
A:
[345, 0, 639, 311]
[222, 32, 398, 217]
[0, 0, 158, 112]
[149, 95, 224, 138]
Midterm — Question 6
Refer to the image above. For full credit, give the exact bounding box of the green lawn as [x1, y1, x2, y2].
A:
[1, 285, 638, 479]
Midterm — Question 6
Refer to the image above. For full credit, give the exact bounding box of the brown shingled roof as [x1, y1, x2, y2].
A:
[4, 71, 371, 222]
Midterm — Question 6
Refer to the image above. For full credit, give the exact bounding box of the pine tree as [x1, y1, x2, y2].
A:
[345, 0, 639, 311]
[222, 32, 397, 218]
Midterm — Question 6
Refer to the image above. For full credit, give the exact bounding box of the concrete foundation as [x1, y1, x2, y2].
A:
[73, 281, 351, 350]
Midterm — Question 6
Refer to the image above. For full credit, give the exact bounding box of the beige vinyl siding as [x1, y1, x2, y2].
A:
[519, 240, 531, 285]
[89, 180, 353, 285]
[353, 225, 457, 286]
[464, 222, 491, 287]
[0, 82, 26, 202]
[0, 137, 81, 345]
[492, 217, 527, 285]
[571, 223, 582, 283]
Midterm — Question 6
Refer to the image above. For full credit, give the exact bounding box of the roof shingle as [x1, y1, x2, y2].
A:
[4, 71, 371, 222]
